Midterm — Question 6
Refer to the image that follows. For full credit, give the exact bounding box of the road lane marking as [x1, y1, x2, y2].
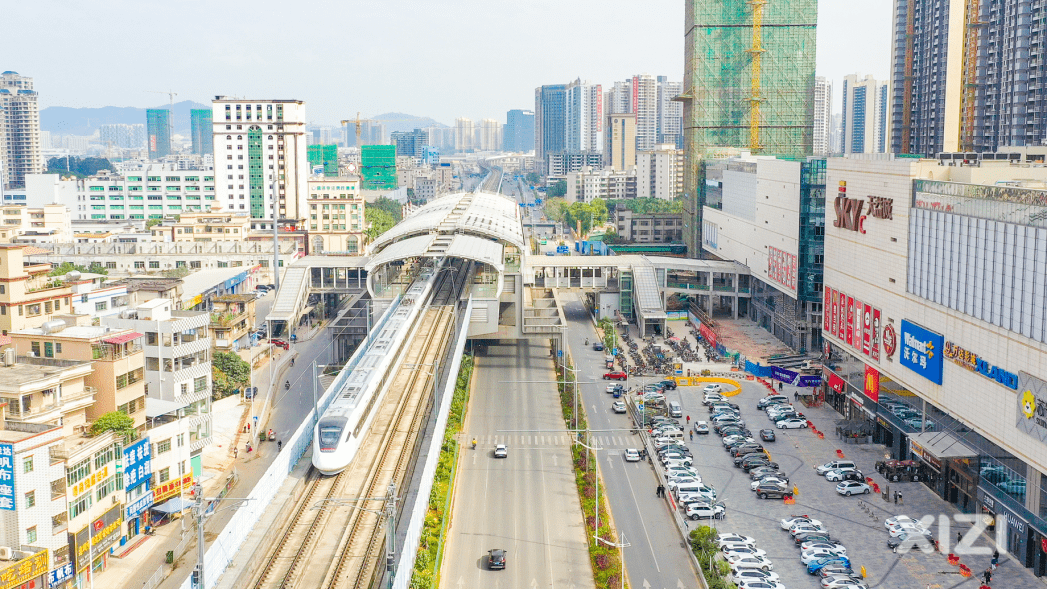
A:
[621, 452, 663, 573]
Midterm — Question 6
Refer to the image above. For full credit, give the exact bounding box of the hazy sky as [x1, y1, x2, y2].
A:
[11, 0, 891, 125]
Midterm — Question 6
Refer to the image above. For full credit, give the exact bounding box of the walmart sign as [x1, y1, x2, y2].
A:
[900, 320, 944, 385]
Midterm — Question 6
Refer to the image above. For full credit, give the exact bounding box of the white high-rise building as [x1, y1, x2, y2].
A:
[814, 77, 833, 155]
[632, 74, 658, 151]
[211, 97, 309, 225]
[455, 118, 474, 152]
[840, 74, 887, 155]
[100, 124, 146, 149]
[605, 81, 631, 118]
[656, 77, 683, 147]
[636, 144, 684, 200]
[565, 79, 603, 153]
[479, 119, 502, 151]
[0, 72, 44, 189]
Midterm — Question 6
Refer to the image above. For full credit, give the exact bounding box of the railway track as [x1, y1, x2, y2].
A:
[248, 306, 455, 589]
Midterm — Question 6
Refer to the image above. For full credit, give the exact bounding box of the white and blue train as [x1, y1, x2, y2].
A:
[311, 268, 440, 476]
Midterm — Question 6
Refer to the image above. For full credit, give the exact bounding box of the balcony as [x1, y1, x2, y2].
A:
[92, 343, 143, 361]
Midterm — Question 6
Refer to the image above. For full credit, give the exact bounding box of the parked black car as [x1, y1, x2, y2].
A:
[730, 444, 764, 458]
[755, 484, 792, 499]
[741, 456, 778, 472]
[760, 429, 776, 442]
[659, 379, 678, 390]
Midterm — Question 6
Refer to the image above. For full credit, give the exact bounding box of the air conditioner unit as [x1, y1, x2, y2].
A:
[0, 547, 12, 560]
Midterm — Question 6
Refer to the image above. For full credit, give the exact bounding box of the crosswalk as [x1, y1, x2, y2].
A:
[468, 434, 638, 449]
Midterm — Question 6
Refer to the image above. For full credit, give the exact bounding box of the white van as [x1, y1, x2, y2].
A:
[662, 430, 685, 443]
[674, 483, 706, 497]
[668, 401, 683, 418]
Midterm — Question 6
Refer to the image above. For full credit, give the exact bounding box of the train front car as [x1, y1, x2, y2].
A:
[313, 415, 354, 475]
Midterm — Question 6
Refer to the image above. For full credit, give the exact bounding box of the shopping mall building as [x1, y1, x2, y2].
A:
[821, 153, 1047, 576]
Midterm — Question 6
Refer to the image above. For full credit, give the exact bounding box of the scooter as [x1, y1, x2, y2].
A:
[285, 381, 290, 390]
[268, 429, 275, 441]
[472, 438, 477, 450]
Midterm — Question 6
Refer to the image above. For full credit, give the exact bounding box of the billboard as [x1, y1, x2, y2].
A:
[864, 365, 880, 402]
[73, 505, 123, 572]
[767, 246, 797, 292]
[1017, 371, 1047, 446]
[0, 444, 13, 511]
[899, 320, 944, 385]
[123, 437, 152, 491]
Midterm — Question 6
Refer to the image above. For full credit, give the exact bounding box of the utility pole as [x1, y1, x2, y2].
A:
[194, 484, 205, 589]
[385, 482, 397, 589]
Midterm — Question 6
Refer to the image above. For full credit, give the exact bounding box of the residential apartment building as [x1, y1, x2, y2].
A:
[103, 299, 212, 454]
[503, 109, 534, 153]
[605, 114, 637, 172]
[62, 430, 124, 583]
[565, 166, 637, 203]
[701, 155, 827, 353]
[656, 76, 683, 148]
[209, 294, 255, 353]
[0, 349, 95, 439]
[0, 245, 73, 336]
[190, 110, 212, 157]
[613, 206, 684, 242]
[814, 77, 833, 155]
[391, 129, 429, 158]
[65, 272, 129, 320]
[565, 79, 603, 154]
[534, 84, 568, 167]
[821, 154, 1047, 576]
[605, 81, 631, 116]
[454, 118, 474, 152]
[0, 417, 65, 586]
[631, 74, 657, 151]
[149, 211, 252, 242]
[307, 177, 364, 254]
[546, 152, 605, 179]
[841, 74, 887, 155]
[146, 109, 171, 160]
[211, 97, 309, 224]
[478, 119, 502, 152]
[636, 144, 684, 200]
[890, 0, 1047, 154]
[0, 72, 44, 190]
[0, 203, 72, 244]
[10, 324, 147, 432]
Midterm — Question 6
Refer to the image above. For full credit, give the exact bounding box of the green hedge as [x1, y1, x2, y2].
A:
[410, 355, 474, 589]
[555, 358, 627, 588]
[689, 526, 737, 589]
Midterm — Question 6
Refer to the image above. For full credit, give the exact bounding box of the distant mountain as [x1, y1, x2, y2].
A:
[40, 100, 211, 136]
[371, 112, 449, 134]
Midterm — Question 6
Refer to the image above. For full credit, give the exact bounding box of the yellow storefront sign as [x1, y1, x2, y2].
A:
[153, 472, 194, 504]
[72, 465, 109, 498]
[0, 550, 48, 589]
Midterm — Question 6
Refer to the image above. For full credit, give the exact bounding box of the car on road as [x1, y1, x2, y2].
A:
[740, 456, 777, 471]
[737, 578, 785, 589]
[834, 470, 865, 482]
[703, 383, 724, 394]
[725, 553, 773, 571]
[603, 371, 628, 380]
[666, 466, 700, 479]
[487, 548, 506, 570]
[703, 393, 726, 406]
[679, 485, 718, 502]
[794, 532, 837, 546]
[722, 546, 767, 558]
[904, 417, 935, 430]
[662, 455, 693, 467]
[884, 515, 920, 528]
[824, 467, 859, 481]
[694, 421, 710, 434]
[759, 429, 776, 442]
[606, 383, 624, 394]
[269, 339, 289, 350]
[592, 341, 605, 351]
[730, 443, 764, 457]
[781, 516, 822, 530]
[751, 477, 789, 491]
[685, 502, 726, 520]
[732, 569, 781, 583]
[766, 404, 796, 416]
[659, 379, 678, 390]
[494, 445, 507, 458]
[807, 557, 850, 575]
[801, 548, 848, 564]
[611, 401, 627, 414]
[817, 565, 863, 581]
[715, 533, 756, 547]
[709, 401, 740, 412]
[623, 448, 641, 462]
[666, 476, 703, 490]
[835, 481, 871, 496]
[755, 484, 792, 499]
[776, 418, 808, 429]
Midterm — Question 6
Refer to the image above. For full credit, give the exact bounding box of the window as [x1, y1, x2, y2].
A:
[44, 301, 52, 314]
[95, 301, 107, 312]
[26, 527, 36, 544]
[156, 439, 172, 454]
[159, 467, 170, 483]
[68, 495, 91, 519]
[177, 433, 184, 447]
[31, 341, 40, 356]
[25, 491, 35, 509]
[44, 342, 53, 358]
[66, 459, 91, 486]
[194, 376, 208, 393]
[180, 383, 188, 395]
[149, 261, 160, 269]
[23, 457, 32, 473]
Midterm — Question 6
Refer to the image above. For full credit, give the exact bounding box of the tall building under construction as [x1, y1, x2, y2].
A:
[680, 0, 818, 256]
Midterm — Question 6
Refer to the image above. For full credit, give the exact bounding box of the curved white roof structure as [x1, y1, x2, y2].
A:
[370, 191, 524, 253]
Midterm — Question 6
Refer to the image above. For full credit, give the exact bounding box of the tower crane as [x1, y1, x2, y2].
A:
[341, 112, 374, 146]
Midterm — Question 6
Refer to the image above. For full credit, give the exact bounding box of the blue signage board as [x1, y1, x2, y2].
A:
[770, 366, 822, 388]
[123, 437, 152, 491]
[900, 320, 944, 385]
[126, 489, 155, 520]
[0, 443, 14, 510]
[49, 563, 74, 586]
[557, 245, 569, 254]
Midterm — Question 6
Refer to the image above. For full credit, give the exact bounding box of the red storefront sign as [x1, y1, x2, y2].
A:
[828, 373, 846, 393]
[864, 365, 880, 402]
[700, 323, 717, 349]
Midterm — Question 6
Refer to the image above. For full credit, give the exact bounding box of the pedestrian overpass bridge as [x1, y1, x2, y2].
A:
[265, 190, 751, 357]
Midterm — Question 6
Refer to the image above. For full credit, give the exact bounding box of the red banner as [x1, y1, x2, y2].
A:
[699, 323, 717, 349]
[846, 296, 855, 346]
[862, 303, 872, 356]
[828, 372, 846, 393]
[871, 308, 881, 361]
[838, 292, 846, 340]
[864, 365, 880, 402]
[853, 298, 862, 348]
[824, 287, 831, 332]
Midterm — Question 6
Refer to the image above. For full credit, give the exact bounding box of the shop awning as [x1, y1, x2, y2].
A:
[910, 431, 976, 459]
[102, 331, 143, 345]
[151, 498, 193, 514]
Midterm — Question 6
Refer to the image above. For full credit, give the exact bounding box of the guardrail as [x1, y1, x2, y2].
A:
[392, 297, 473, 589]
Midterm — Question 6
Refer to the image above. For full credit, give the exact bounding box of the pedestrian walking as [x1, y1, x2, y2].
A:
[983, 568, 992, 584]
[686, 415, 690, 424]
[794, 392, 799, 401]
[690, 431, 694, 441]
[898, 491, 903, 505]
[778, 382, 783, 391]
[894, 490, 899, 504]
[233, 447, 238, 459]
[993, 549, 999, 561]
[958, 531, 963, 546]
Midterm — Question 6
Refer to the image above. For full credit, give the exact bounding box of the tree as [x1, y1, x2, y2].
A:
[547, 180, 567, 198]
[525, 172, 541, 185]
[370, 196, 403, 223]
[49, 261, 107, 277]
[618, 197, 683, 215]
[543, 198, 569, 224]
[45, 157, 114, 178]
[364, 206, 395, 241]
[146, 219, 162, 229]
[212, 351, 251, 400]
[91, 411, 135, 440]
[602, 227, 621, 244]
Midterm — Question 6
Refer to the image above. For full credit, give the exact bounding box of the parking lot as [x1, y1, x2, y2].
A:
[640, 379, 1047, 589]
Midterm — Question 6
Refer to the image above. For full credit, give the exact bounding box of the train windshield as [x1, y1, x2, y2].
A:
[319, 426, 343, 452]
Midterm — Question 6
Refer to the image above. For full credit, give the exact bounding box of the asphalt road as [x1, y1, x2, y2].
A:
[441, 340, 595, 589]
[560, 296, 701, 589]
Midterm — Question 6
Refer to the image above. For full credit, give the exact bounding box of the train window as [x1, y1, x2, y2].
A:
[319, 426, 342, 451]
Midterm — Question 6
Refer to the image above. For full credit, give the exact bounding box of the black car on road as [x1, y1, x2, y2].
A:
[759, 429, 776, 442]
[488, 549, 507, 570]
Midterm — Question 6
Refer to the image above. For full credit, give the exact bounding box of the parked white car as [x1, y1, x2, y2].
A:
[737, 580, 786, 589]
[685, 503, 726, 520]
[715, 533, 756, 548]
[781, 516, 823, 530]
[802, 548, 848, 564]
[722, 546, 767, 559]
[725, 553, 773, 571]
[732, 569, 781, 583]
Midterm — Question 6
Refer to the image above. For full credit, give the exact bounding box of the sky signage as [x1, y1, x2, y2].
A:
[899, 320, 944, 385]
